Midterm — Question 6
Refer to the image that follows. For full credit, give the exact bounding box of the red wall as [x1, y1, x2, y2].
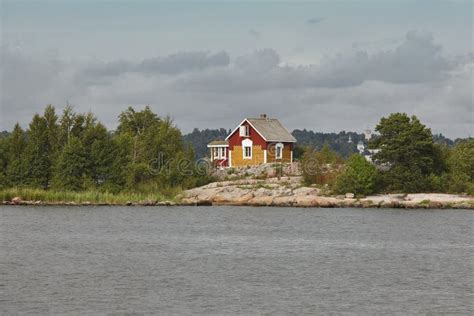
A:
[227, 121, 268, 150]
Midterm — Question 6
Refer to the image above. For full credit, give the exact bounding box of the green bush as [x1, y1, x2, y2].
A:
[335, 154, 378, 196]
[300, 144, 343, 187]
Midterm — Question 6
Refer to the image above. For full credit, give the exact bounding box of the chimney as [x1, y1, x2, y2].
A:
[260, 114, 267, 119]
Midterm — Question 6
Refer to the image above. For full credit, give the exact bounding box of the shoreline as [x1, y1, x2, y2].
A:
[1, 200, 473, 209]
[2, 177, 473, 209]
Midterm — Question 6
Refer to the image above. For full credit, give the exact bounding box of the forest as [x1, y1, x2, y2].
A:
[0, 105, 213, 202]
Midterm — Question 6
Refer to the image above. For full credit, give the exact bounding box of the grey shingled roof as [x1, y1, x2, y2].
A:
[207, 140, 229, 147]
[247, 118, 296, 142]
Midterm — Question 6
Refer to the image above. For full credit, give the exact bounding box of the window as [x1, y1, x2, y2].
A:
[212, 147, 227, 160]
[275, 143, 283, 159]
[218, 147, 226, 159]
[242, 138, 253, 159]
[239, 125, 250, 137]
[244, 146, 252, 159]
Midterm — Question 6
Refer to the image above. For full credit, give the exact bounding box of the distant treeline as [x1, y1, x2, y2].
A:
[181, 128, 463, 159]
[183, 128, 230, 159]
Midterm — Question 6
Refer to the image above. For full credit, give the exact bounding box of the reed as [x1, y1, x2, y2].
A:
[0, 187, 180, 204]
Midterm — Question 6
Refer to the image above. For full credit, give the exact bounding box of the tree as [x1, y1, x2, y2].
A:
[301, 143, 344, 186]
[52, 137, 88, 191]
[5, 123, 27, 186]
[59, 105, 75, 146]
[85, 121, 127, 191]
[335, 154, 378, 196]
[445, 139, 474, 194]
[43, 105, 60, 153]
[117, 106, 160, 163]
[24, 114, 52, 188]
[0, 136, 9, 187]
[369, 113, 444, 192]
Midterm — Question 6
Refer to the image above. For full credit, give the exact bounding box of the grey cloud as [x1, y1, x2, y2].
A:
[234, 49, 280, 71]
[306, 17, 325, 24]
[176, 31, 451, 92]
[351, 37, 404, 50]
[1, 32, 472, 139]
[248, 29, 262, 38]
[79, 51, 230, 80]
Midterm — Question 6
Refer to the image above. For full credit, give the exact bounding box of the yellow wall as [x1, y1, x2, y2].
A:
[267, 145, 292, 163]
[230, 145, 292, 167]
[231, 145, 265, 167]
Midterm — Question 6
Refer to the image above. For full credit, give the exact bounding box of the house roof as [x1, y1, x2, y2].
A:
[207, 140, 229, 147]
[247, 118, 296, 142]
[225, 117, 296, 143]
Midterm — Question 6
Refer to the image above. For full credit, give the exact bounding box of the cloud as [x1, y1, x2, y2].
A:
[78, 51, 230, 80]
[1, 31, 472, 138]
[248, 29, 262, 38]
[176, 31, 451, 92]
[306, 17, 325, 24]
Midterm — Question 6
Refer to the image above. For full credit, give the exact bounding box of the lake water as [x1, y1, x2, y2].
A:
[1, 206, 473, 314]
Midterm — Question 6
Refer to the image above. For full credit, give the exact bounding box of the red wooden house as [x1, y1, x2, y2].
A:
[207, 114, 296, 168]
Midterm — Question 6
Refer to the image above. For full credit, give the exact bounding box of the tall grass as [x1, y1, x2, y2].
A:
[0, 187, 181, 204]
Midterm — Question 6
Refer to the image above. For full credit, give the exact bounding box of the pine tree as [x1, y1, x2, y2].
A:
[0, 136, 10, 187]
[24, 115, 51, 188]
[6, 123, 27, 186]
[52, 136, 87, 191]
[43, 104, 60, 160]
[369, 113, 445, 192]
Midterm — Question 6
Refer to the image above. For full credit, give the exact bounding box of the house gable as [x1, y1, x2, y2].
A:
[227, 120, 268, 150]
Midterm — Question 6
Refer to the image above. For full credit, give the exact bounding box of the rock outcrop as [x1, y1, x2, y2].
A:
[180, 177, 474, 209]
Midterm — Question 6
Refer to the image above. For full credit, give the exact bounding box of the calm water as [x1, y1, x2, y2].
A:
[1, 206, 473, 315]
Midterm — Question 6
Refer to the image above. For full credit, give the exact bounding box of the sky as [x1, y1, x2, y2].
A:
[1, 0, 473, 138]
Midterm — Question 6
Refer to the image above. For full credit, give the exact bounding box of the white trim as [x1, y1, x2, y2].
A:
[239, 125, 249, 137]
[225, 119, 267, 142]
[275, 142, 283, 159]
[264, 149, 267, 163]
[207, 144, 229, 148]
[225, 118, 248, 141]
[290, 150, 293, 163]
[242, 138, 253, 159]
[217, 147, 225, 159]
[229, 151, 232, 167]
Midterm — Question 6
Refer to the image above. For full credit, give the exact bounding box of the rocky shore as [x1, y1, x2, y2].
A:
[1, 196, 177, 207]
[180, 177, 474, 209]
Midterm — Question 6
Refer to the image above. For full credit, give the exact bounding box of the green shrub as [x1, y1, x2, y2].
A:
[334, 154, 378, 196]
[300, 144, 343, 187]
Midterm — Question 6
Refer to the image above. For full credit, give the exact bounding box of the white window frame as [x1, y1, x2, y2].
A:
[275, 143, 284, 159]
[218, 147, 226, 159]
[242, 138, 253, 159]
[239, 125, 250, 137]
